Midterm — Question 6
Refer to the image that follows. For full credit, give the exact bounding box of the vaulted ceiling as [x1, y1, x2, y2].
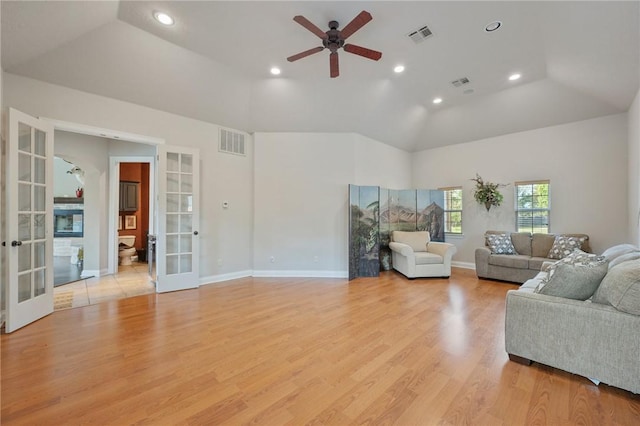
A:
[2, 1, 638, 152]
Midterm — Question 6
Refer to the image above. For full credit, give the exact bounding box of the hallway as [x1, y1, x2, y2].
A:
[53, 262, 154, 310]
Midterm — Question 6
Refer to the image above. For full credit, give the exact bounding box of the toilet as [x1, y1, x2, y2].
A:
[118, 235, 137, 265]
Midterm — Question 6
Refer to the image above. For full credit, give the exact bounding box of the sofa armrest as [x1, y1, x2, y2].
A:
[427, 242, 456, 262]
[389, 241, 414, 257]
[475, 247, 491, 277]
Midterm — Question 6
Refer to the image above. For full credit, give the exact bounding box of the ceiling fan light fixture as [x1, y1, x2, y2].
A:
[484, 21, 502, 32]
[509, 73, 521, 81]
[394, 65, 405, 73]
[153, 11, 174, 26]
[433, 97, 443, 104]
[270, 67, 281, 75]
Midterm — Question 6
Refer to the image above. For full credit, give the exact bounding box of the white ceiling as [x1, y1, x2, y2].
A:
[2, 1, 638, 152]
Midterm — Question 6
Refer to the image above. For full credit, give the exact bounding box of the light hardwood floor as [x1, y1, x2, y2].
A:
[2, 268, 639, 424]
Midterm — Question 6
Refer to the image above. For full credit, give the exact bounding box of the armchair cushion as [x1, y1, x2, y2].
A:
[392, 231, 430, 252]
[415, 252, 444, 265]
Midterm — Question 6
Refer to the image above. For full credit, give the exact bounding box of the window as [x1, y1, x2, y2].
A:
[441, 187, 463, 234]
[515, 181, 550, 233]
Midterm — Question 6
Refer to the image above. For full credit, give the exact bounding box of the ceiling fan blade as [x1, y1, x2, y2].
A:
[287, 46, 325, 62]
[293, 15, 328, 39]
[343, 44, 382, 61]
[339, 10, 373, 39]
[330, 52, 339, 78]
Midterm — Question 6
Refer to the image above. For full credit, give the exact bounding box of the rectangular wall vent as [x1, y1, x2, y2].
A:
[219, 128, 246, 156]
[407, 25, 433, 44]
[451, 77, 471, 87]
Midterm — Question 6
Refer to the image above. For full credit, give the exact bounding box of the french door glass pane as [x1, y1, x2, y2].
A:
[18, 214, 31, 240]
[166, 255, 179, 275]
[18, 123, 31, 152]
[34, 129, 46, 156]
[167, 235, 179, 254]
[34, 157, 46, 184]
[34, 214, 46, 239]
[167, 172, 179, 192]
[18, 243, 32, 273]
[181, 174, 192, 192]
[167, 194, 179, 213]
[180, 254, 192, 273]
[167, 153, 179, 172]
[19, 153, 31, 181]
[18, 183, 31, 211]
[180, 235, 192, 253]
[180, 195, 192, 212]
[34, 242, 45, 268]
[34, 185, 46, 212]
[180, 154, 193, 173]
[180, 214, 192, 232]
[18, 274, 31, 303]
[34, 269, 46, 296]
[166, 214, 179, 233]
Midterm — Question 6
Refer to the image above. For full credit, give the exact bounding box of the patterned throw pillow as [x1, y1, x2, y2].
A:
[547, 235, 586, 259]
[486, 233, 517, 255]
[534, 250, 608, 299]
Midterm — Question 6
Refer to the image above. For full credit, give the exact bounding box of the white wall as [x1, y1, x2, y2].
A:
[54, 157, 83, 197]
[629, 89, 640, 246]
[253, 132, 411, 276]
[54, 131, 109, 273]
[412, 114, 629, 264]
[4, 73, 254, 282]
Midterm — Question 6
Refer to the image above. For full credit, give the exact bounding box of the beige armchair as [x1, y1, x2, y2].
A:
[389, 231, 457, 278]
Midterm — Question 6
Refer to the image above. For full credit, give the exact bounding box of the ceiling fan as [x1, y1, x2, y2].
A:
[287, 10, 382, 78]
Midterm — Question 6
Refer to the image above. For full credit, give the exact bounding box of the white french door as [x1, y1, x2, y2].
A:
[4, 108, 54, 333]
[155, 145, 200, 292]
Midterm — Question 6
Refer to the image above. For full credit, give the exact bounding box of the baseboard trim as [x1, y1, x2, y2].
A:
[199, 270, 253, 286]
[252, 270, 348, 279]
[452, 261, 475, 270]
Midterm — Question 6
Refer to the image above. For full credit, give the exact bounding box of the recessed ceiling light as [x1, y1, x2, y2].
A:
[485, 21, 502, 32]
[154, 11, 174, 26]
[509, 73, 521, 81]
[394, 65, 405, 73]
[270, 67, 281, 75]
[433, 97, 443, 104]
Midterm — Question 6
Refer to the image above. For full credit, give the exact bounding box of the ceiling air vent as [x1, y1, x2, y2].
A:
[451, 77, 471, 87]
[219, 128, 246, 156]
[407, 25, 433, 44]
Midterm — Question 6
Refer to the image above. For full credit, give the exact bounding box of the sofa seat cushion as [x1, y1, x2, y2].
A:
[520, 271, 547, 293]
[489, 254, 530, 269]
[593, 258, 640, 315]
[414, 252, 443, 265]
[528, 257, 549, 271]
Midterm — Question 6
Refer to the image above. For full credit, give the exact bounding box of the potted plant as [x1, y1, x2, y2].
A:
[471, 173, 507, 211]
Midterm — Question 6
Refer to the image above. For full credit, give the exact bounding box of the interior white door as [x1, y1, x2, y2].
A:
[155, 145, 200, 292]
[4, 108, 54, 333]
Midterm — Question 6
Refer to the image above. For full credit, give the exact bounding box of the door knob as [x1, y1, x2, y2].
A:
[11, 240, 22, 247]
[193, 231, 199, 236]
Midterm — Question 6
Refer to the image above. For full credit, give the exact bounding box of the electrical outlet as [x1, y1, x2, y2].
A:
[313, 256, 319, 262]
[217, 258, 223, 266]
[270, 256, 275, 263]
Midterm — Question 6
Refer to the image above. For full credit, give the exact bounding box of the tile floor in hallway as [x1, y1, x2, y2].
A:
[53, 262, 155, 310]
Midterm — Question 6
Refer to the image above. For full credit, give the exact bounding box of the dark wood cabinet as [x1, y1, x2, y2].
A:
[119, 181, 139, 212]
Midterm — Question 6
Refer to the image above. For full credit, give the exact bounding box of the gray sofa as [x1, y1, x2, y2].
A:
[505, 246, 640, 394]
[475, 231, 591, 283]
